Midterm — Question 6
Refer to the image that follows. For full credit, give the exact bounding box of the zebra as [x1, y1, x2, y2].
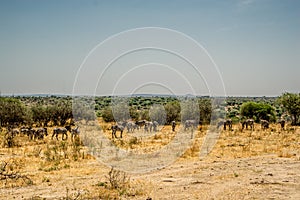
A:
[52, 127, 70, 140]
[111, 125, 124, 139]
[218, 119, 232, 131]
[184, 120, 198, 131]
[135, 120, 146, 130]
[126, 121, 137, 133]
[144, 121, 154, 132]
[71, 126, 80, 141]
[261, 119, 269, 130]
[153, 121, 159, 132]
[171, 121, 176, 132]
[241, 119, 254, 130]
[20, 127, 31, 135]
[11, 128, 20, 137]
[25, 127, 35, 140]
[33, 127, 48, 140]
[278, 119, 285, 130]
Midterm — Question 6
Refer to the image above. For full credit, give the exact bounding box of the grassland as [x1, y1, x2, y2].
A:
[0, 122, 299, 199]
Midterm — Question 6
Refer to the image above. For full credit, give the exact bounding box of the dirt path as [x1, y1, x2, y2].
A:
[132, 155, 300, 199]
[1, 155, 299, 199]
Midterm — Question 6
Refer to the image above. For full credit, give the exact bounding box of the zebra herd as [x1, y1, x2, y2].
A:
[6, 127, 48, 140]
[110, 119, 204, 139]
[110, 118, 287, 140]
[4, 118, 287, 142]
[110, 120, 161, 139]
[5, 125, 80, 141]
[217, 118, 286, 131]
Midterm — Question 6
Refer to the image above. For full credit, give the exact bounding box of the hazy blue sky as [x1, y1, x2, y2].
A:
[0, 0, 299, 96]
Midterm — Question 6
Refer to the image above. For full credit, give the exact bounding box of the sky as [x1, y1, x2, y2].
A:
[0, 0, 299, 97]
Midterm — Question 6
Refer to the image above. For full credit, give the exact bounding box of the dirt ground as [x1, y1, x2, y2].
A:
[0, 124, 299, 199]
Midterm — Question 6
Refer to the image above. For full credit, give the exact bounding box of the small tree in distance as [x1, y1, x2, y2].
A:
[240, 101, 276, 122]
[279, 92, 300, 125]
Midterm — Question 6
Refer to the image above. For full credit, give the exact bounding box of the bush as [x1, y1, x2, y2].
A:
[106, 167, 130, 191]
[101, 107, 115, 122]
[164, 101, 181, 124]
[278, 92, 300, 125]
[0, 97, 30, 127]
[240, 101, 276, 122]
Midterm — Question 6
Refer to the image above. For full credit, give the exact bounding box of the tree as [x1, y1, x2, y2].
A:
[0, 97, 30, 127]
[278, 92, 300, 125]
[73, 97, 96, 123]
[101, 107, 115, 122]
[164, 101, 180, 124]
[240, 102, 257, 119]
[149, 104, 166, 125]
[31, 105, 47, 126]
[240, 101, 276, 122]
[198, 98, 212, 124]
[139, 109, 150, 121]
[180, 98, 199, 122]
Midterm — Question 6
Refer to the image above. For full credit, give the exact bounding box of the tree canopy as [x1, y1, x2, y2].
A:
[279, 92, 300, 125]
[240, 101, 276, 122]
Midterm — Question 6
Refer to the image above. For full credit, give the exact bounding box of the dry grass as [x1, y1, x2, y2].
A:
[0, 122, 299, 199]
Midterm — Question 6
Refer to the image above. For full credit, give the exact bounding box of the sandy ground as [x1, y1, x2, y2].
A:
[1, 155, 299, 200]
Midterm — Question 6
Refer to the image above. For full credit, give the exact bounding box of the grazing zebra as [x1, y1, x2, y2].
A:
[278, 119, 285, 130]
[71, 126, 80, 140]
[11, 128, 20, 137]
[241, 119, 254, 130]
[184, 120, 198, 131]
[111, 125, 124, 139]
[171, 121, 176, 132]
[52, 127, 69, 140]
[20, 128, 31, 136]
[126, 121, 137, 133]
[144, 121, 153, 132]
[135, 120, 146, 130]
[224, 119, 233, 131]
[20, 127, 35, 140]
[261, 119, 269, 130]
[153, 121, 159, 132]
[33, 127, 48, 140]
[117, 121, 127, 127]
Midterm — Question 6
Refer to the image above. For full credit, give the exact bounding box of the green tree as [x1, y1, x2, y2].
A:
[31, 105, 47, 126]
[240, 101, 276, 122]
[0, 97, 31, 127]
[198, 98, 212, 124]
[139, 109, 150, 121]
[129, 107, 139, 121]
[164, 101, 180, 124]
[278, 92, 300, 125]
[101, 107, 115, 122]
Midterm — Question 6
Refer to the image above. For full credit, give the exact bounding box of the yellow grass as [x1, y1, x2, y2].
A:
[0, 122, 299, 199]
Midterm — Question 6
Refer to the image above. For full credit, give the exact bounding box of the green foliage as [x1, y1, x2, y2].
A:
[0, 97, 30, 127]
[164, 101, 181, 124]
[129, 107, 139, 121]
[198, 98, 212, 124]
[139, 110, 150, 121]
[101, 107, 115, 122]
[31, 105, 48, 126]
[240, 101, 276, 122]
[278, 92, 300, 125]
